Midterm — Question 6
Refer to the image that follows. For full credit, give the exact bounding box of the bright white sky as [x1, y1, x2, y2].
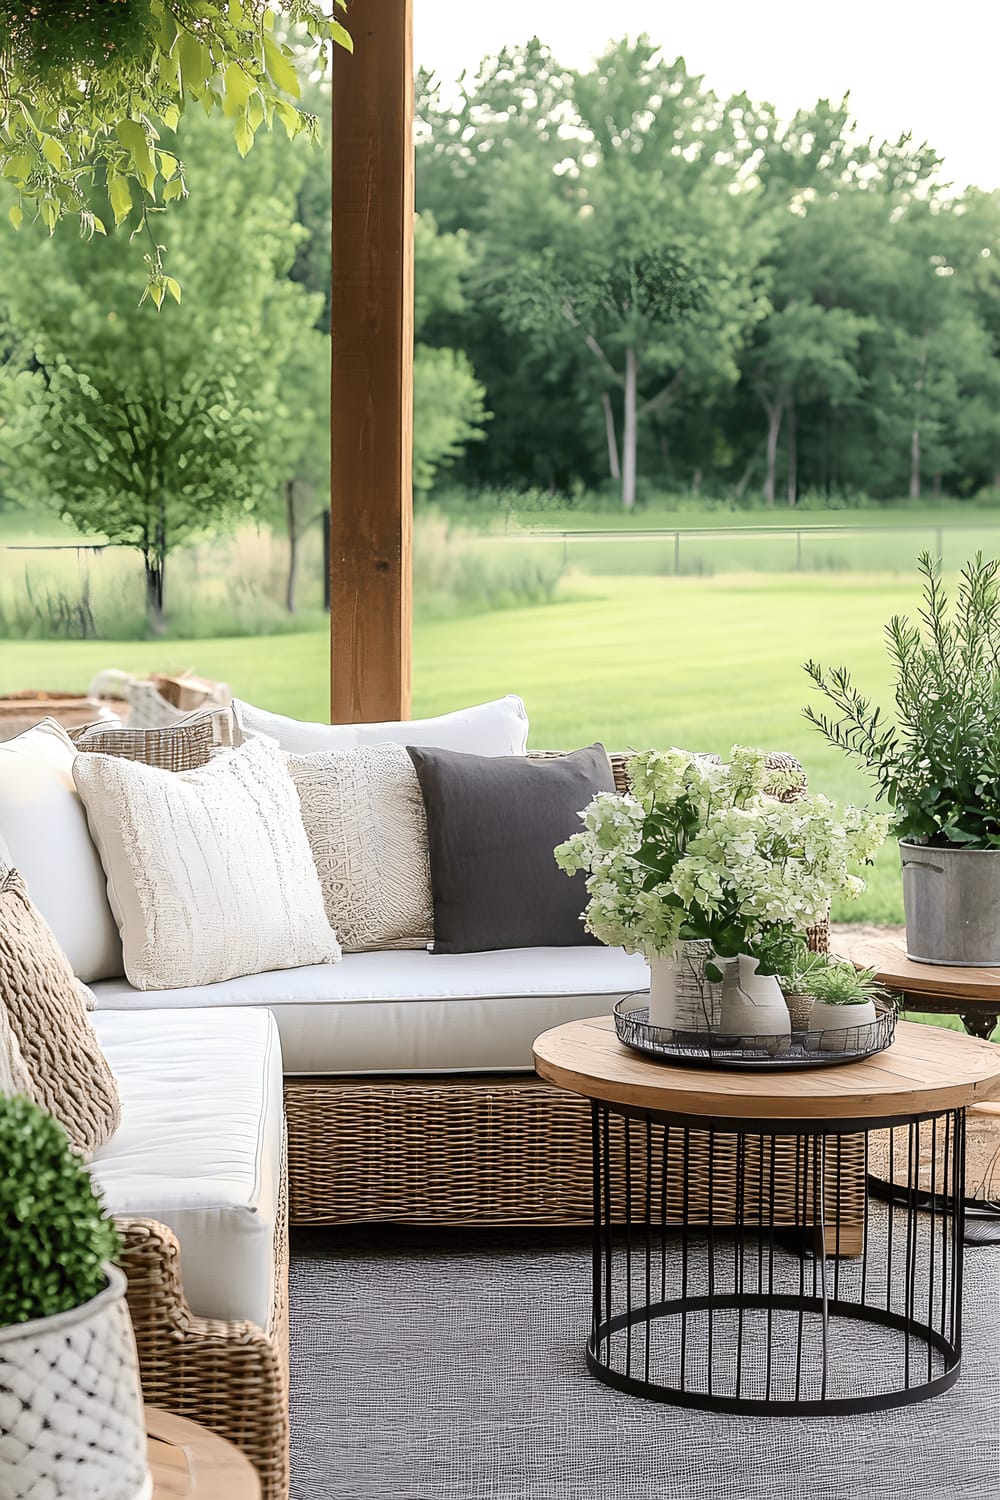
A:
[414, 0, 999, 191]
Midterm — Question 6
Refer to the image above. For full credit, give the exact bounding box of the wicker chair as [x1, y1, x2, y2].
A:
[116, 1147, 290, 1500]
[283, 750, 862, 1254]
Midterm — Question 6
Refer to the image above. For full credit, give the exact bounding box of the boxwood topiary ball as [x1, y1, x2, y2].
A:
[0, 1093, 120, 1328]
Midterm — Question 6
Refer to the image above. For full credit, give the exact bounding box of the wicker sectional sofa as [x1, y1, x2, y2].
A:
[2, 703, 850, 1500]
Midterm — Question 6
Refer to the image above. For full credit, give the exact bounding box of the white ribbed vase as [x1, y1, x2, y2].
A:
[0, 1264, 151, 1500]
[718, 955, 792, 1040]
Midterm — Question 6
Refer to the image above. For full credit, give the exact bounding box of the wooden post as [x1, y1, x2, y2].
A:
[330, 0, 414, 723]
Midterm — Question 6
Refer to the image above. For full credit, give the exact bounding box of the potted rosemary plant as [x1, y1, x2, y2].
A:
[555, 745, 885, 1041]
[0, 1095, 150, 1500]
[805, 551, 1000, 965]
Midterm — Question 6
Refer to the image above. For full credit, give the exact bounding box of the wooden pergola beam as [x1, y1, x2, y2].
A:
[330, 0, 414, 723]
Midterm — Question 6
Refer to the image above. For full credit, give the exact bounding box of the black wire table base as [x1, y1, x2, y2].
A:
[588, 1104, 966, 1415]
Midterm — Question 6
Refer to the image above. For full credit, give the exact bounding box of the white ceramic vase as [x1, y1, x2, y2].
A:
[809, 998, 878, 1052]
[647, 955, 680, 1029]
[718, 955, 792, 1041]
[0, 1264, 151, 1500]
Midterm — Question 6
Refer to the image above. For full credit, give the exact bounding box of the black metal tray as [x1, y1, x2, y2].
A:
[613, 994, 896, 1070]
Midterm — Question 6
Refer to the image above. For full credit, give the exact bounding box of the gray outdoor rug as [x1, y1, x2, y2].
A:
[288, 1224, 1000, 1500]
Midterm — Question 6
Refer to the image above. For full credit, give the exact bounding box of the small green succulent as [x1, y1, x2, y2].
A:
[0, 1094, 120, 1327]
[778, 949, 830, 994]
[806, 962, 882, 1006]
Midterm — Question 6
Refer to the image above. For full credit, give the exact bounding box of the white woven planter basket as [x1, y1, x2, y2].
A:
[0, 1263, 150, 1500]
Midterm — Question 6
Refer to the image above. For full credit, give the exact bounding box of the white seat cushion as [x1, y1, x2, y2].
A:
[90, 947, 650, 1075]
[89, 1008, 282, 1330]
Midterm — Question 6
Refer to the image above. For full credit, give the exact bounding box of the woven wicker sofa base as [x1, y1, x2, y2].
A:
[285, 1074, 865, 1256]
[115, 1143, 291, 1500]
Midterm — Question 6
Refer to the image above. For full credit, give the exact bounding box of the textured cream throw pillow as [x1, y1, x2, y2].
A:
[74, 737, 341, 990]
[286, 742, 433, 951]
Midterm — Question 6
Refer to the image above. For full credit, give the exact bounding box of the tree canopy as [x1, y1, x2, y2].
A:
[417, 37, 1000, 505]
[0, 1, 350, 300]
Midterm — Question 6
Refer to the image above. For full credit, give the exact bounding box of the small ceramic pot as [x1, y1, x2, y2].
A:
[809, 998, 878, 1051]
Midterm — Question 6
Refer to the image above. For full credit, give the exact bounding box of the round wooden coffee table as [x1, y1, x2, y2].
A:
[147, 1407, 260, 1498]
[534, 1016, 1000, 1415]
[835, 930, 1000, 1040]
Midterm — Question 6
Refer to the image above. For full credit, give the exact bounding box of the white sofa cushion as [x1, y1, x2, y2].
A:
[234, 694, 529, 756]
[0, 719, 122, 981]
[90, 1007, 282, 1330]
[90, 946, 651, 1075]
[74, 737, 341, 990]
[287, 743, 433, 951]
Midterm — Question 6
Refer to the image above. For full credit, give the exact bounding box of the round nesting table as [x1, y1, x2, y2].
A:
[533, 1016, 1000, 1416]
[834, 930, 1000, 1040]
[147, 1407, 260, 1498]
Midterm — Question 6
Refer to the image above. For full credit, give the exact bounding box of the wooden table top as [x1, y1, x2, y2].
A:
[147, 1407, 260, 1498]
[533, 1016, 1000, 1122]
[834, 930, 1000, 1004]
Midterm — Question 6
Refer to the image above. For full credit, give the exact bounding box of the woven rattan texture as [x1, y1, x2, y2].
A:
[285, 1075, 863, 1250]
[0, 868, 120, 1155]
[71, 708, 236, 770]
[116, 1129, 290, 1500]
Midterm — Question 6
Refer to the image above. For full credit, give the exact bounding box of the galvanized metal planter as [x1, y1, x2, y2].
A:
[900, 839, 1000, 966]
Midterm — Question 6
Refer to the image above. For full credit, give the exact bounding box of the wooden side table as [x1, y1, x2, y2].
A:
[835, 930, 1000, 1040]
[534, 1016, 1000, 1415]
[836, 930, 1000, 1232]
[147, 1407, 260, 1498]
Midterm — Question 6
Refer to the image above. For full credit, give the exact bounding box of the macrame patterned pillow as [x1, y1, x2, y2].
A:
[286, 742, 434, 951]
[0, 869, 121, 1155]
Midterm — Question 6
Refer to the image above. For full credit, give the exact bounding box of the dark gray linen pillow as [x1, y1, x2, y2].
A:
[406, 744, 616, 953]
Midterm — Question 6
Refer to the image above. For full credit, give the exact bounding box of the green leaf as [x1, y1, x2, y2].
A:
[274, 99, 300, 138]
[41, 136, 68, 170]
[233, 112, 255, 158]
[330, 19, 354, 52]
[179, 33, 208, 94]
[164, 277, 182, 304]
[225, 62, 254, 110]
[115, 119, 147, 156]
[8, 202, 22, 229]
[263, 35, 301, 98]
[107, 172, 133, 225]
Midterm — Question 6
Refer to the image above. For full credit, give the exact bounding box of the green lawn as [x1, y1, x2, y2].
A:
[0, 570, 921, 923]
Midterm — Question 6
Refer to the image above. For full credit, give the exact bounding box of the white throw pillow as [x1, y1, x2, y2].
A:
[287, 743, 433, 951]
[234, 694, 529, 756]
[73, 736, 341, 990]
[0, 719, 122, 982]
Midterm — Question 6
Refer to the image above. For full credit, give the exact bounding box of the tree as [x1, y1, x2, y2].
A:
[752, 301, 870, 505]
[475, 41, 766, 508]
[0, 110, 322, 630]
[412, 213, 490, 493]
[0, 1, 350, 298]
